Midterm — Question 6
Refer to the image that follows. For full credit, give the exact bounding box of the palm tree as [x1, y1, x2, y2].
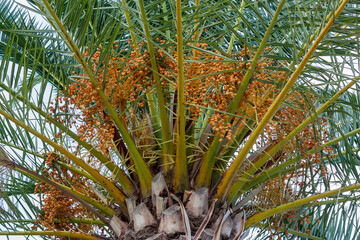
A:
[0, 0, 359, 239]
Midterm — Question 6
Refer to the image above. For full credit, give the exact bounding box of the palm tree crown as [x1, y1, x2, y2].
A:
[0, 0, 359, 239]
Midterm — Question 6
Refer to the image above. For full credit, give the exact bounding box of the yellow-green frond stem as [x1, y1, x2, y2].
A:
[194, 106, 213, 143]
[226, 78, 357, 201]
[227, 0, 286, 116]
[16, 168, 116, 217]
[173, 0, 188, 193]
[0, 218, 105, 226]
[213, 0, 349, 200]
[0, 109, 127, 211]
[253, 223, 323, 240]
[162, 2, 171, 40]
[295, 0, 346, 62]
[238, 164, 300, 197]
[220, 119, 255, 163]
[278, 0, 347, 85]
[0, 139, 43, 159]
[6, 164, 111, 224]
[186, 124, 196, 169]
[193, 0, 200, 42]
[40, 0, 153, 197]
[321, 147, 360, 163]
[137, 0, 174, 176]
[146, 92, 163, 143]
[281, 0, 344, 73]
[196, 0, 285, 189]
[65, 218, 105, 225]
[242, 125, 360, 193]
[195, 134, 220, 188]
[54, 161, 99, 184]
[245, 183, 360, 228]
[0, 81, 135, 196]
[211, 119, 256, 184]
[227, 0, 246, 54]
[0, 231, 103, 240]
[121, 0, 138, 52]
[43, 111, 134, 196]
[311, 197, 360, 207]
